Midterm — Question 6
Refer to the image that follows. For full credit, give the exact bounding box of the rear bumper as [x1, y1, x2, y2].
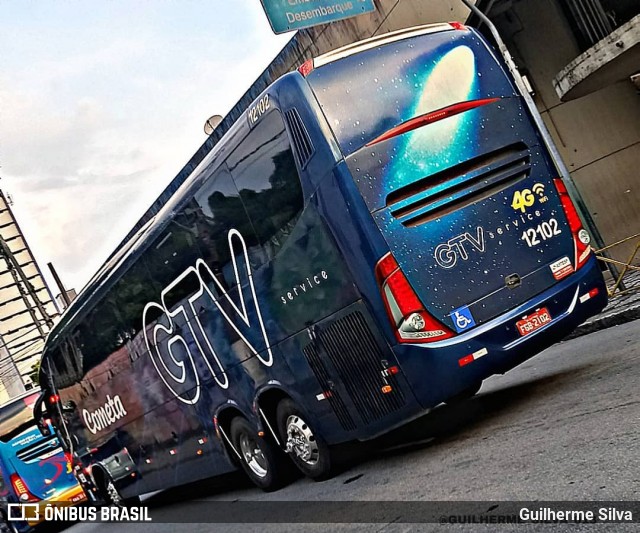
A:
[24, 484, 87, 526]
[394, 254, 607, 408]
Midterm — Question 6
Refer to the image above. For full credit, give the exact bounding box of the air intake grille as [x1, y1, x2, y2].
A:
[304, 312, 405, 428]
[285, 109, 314, 169]
[387, 144, 531, 227]
[304, 343, 356, 431]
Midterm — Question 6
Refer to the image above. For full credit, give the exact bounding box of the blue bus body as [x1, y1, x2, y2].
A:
[38, 24, 606, 495]
[0, 392, 86, 531]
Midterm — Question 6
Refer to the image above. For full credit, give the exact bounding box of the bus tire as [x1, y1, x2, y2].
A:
[101, 475, 140, 508]
[0, 511, 22, 533]
[229, 417, 286, 492]
[276, 399, 333, 480]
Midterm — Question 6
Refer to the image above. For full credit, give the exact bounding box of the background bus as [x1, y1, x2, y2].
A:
[0, 391, 85, 532]
[37, 23, 607, 496]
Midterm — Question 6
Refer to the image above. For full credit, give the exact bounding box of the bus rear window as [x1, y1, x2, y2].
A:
[0, 392, 39, 441]
[306, 30, 516, 156]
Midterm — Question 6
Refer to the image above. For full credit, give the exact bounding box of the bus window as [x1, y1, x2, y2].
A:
[191, 166, 264, 288]
[111, 260, 161, 363]
[305, 30, 515, 158]
[227, 110, 303, 261]
[76, 296, 129, 379]
[144, 222, 202, 304]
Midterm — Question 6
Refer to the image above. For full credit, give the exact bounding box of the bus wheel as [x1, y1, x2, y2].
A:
[0, 512, 21, 533]
[104, 478, 126, 507]
[102, 476, 140, 508]
[276, 399, 332, 480]
[230, 417, 286, 492]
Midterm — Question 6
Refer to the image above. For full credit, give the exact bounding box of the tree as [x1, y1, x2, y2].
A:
[28, 360, 40, 387]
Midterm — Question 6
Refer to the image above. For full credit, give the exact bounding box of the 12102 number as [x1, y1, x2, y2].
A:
[521, 218, 561, 247]
[248, 95, 270, 125]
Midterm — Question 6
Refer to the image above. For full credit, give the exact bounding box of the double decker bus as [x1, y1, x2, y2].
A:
[36, 23, 607, 496]
[0, 391, 85, 532]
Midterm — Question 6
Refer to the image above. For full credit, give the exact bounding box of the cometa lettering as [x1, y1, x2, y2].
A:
[82, 395, 127, 434]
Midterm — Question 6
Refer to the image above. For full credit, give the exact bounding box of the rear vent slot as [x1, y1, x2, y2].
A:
[16, 437, 60, 463]
[306, 312, 405, 427]
[285, 109, 314, 170]
[387, 144, 531, 227]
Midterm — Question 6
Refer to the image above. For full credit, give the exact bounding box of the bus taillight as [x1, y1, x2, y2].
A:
[448, 21, 468, 31]
[298, 59, 314, 77]
[375, 253, 454, 343]
[10, 474, 37, 502]
[553, 178, 591, 269]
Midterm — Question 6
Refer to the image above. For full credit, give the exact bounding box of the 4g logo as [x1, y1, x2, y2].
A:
[511, 183, 548, 213]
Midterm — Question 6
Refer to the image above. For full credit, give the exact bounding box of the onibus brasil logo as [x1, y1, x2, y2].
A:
[7, 503, 151, 523]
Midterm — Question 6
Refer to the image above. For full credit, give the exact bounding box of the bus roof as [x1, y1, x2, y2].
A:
[313, 23, 455, 68]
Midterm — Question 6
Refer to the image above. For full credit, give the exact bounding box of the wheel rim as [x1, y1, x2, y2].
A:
[286, 414, 319, 466]
[238, 432, 268, 478]
[106, 479, 122, 506]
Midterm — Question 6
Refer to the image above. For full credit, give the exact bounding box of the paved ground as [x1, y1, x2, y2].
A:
[63, 319, 640, 532]
[569, 267, 640, 338]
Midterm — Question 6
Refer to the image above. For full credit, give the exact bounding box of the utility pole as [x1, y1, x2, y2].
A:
[48, 261, 72, 309]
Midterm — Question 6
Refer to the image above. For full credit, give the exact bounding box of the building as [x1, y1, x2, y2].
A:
[0, 191, 58, 401]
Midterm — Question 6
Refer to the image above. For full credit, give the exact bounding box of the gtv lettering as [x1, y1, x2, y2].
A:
[434, 227, 486, 269]
[142, 229, 272, 405]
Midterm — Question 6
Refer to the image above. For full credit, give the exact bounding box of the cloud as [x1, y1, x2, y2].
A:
[0, 2, 292, 292]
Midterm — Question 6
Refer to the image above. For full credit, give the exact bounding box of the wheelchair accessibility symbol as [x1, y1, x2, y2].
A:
[450, 306, 476, 333]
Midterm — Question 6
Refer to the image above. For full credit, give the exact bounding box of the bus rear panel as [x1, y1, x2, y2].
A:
[303, 23, 606, 406]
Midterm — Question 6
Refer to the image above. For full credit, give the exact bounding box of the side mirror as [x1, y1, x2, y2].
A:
[62, 402, 76, 415]
[33, 391, 52, 437]
[37, 418, 52, 437]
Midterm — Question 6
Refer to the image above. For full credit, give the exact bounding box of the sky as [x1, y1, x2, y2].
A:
[0, 1, 293, 298]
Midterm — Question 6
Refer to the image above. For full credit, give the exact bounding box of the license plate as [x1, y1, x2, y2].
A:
[516, 308, 552, 336]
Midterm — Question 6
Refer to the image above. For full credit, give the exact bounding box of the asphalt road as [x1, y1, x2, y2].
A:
[61, 319, 640, 532]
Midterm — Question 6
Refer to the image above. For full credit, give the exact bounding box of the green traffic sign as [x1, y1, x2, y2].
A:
[260, 0, 376, 34]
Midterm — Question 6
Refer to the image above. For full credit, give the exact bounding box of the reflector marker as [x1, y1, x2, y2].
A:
[381, 366, 400, 377]
[579, 287, 599, 304]
[458, 347, 488, 367]
[316, 391, 333, 401]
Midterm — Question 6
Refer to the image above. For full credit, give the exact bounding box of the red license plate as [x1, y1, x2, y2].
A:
[516, 308, 552, 336]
